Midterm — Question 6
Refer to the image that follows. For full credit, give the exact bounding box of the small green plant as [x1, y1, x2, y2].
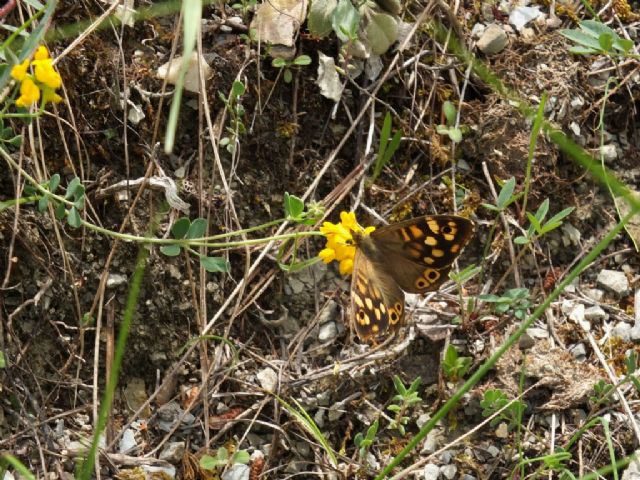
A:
[441, 344, 472, 381]
[387, 375, 422, 436]
[199, 446, 250, 472]
[478, 287, 531, 320]
[159, 217, 230, 272]
[560, 20, 633, 56]
[371, 111, 402, 181]
[272, 54, 312, 83]
[482, 177, 521, 214]
[480, 388, 527, 431]
[513, 198, 575, 245]
[218, 79, 247, 154]
[231, 0, 257, 16]
[354, 419, 379, 460]
[589, 379, 615, 407]
[449, 263, 481, 322]
[435, 100, 463, 143]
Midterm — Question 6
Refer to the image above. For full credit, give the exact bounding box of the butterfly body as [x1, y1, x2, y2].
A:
[350, 215, 474, 341]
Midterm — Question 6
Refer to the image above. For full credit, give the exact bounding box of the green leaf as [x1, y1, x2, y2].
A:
[362, 5, 398, 55]
[65, 177, 82, 200]
[332, 0, 359, 42]
[443, 101, 456, 126]
[526, 212, 542, 233]
[160, 244, 182, 257]
[74, 196, 85, 211]
[284, 192, 305, 220]
[272, 57, 287, 68]
[284, 68, 293, 83]
[232, 450, 250, 464]
[199, 454, 222, 470]
[514, 235, 529, 245]
[67, 206, 81, 228]
[496, 177, 516, 210]
[231, 80, 246, 97]
[171, 217, 191, 239]
[447, 127, 462, 143]
[200, 256, 230, 272]
[392, 375, 407, 395]
[37, 196, 49, 212]
[49, 173, 60, 193]
[545, 206, 575, 227]
[293, 54, 312, 66]
[187, 218, 207, 239]
[0, 351, 5, 368]
[598, 33, 613, 52]
[54, 202, 66, 220]
[559, 29, 603, 52]
[308, 0, 337, 37]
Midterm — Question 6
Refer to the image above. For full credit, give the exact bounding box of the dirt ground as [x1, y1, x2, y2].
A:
[2, 0, 640, 479]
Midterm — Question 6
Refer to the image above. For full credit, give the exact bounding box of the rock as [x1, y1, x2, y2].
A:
[440, 450, 452, 464]
[328, 404, 344, 421]
[509, 6, 542, 31]
[106, 273, 127, 288]
[318, 322, 337, 342]
[314, 409, 325, 428]
[118, 428, 136, 453]
[583, 288, 604, 302]
[613, 322, 632, 341]
[222, 464, 250, 480]
[160, 442, 185, 464]
[600, 144, 618, 163]
[526, 327, 548, 339]
[421, 428, 443, 454]
[486, 445, 500, 457]
[257, 367, 278, 392]
[584, 306, 607, 322]
[318, 300, 338, 324]
[495, 422, 509, 438]
[568, 343, 587, 361]
[621, 451, 640, 480]
[124, 378, 150, 418]
[597, 269, 629, 296]
[569, 304, 585, 324]
[423, 464, 440, 480]
[519, 333, 536, 350]
[441, 465, 457, 479]
[477, 24, 509, 54]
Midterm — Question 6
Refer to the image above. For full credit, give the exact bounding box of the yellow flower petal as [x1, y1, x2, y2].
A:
[33, 60, 61, 89]
[339, 258, 354, 276]
[34, 46, 50, 60]
[318, 248, 336, 263]
[15, 77, 40, 108]
[11, 60, 30, 81]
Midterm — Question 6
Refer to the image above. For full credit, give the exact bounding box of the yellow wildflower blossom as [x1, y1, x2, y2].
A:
[15, 77, 40, 108]
[10, 59, 30, 82]
[318, 211, 375, 275]
[11, 45, 62, 108]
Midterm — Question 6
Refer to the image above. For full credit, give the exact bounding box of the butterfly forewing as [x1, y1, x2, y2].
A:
[350, 249, 405, 340]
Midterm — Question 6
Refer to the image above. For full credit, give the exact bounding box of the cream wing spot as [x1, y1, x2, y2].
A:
[432, 248, 445, 258]
[425, 236, 438, 246]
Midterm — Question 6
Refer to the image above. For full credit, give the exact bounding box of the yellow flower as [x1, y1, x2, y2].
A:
[318, 211, 375, 275]
[11, 45, 63, 109]
[34, 46, 50, 61]
[15, 77, 40, 108]
[11, 60, 30, 81]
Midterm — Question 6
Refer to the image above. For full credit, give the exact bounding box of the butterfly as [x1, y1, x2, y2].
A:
[350, 215, 474, 341]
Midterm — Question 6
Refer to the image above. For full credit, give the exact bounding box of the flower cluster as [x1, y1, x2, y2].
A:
[11, 46, 62, 108]
[318, 211, 375, 275]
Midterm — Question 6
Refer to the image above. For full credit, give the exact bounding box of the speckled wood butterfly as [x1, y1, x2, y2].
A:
[350, 215, 474, 341]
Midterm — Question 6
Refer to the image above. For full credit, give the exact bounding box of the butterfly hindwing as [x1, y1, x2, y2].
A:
[350, 249, 405, 340]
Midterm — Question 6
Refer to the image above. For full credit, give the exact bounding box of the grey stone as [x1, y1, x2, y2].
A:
[106, 273, 127, 288]
[440, 450, 453, 464]
[600, 144, 618, 163]
[477, 24, 509, 54]
[487, 445, 500, 457]
[423, 464, 440, 480]
[569, 304, 585, 323]
[421, 428, 443, 454]
[159, 442, 185, 464]
[256, 367, 278, 392]
[568, 343, 587, 360]
[495, 422, 509, 438]
[584, 306, 607, 322]
[613, 322, 633, 341]
[318, 322, 337, 342]
[221, 464, 250, 480]
[583, 288, 604, 302]
[441, 465, 457, 479]
[597, 269, 630, 296]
